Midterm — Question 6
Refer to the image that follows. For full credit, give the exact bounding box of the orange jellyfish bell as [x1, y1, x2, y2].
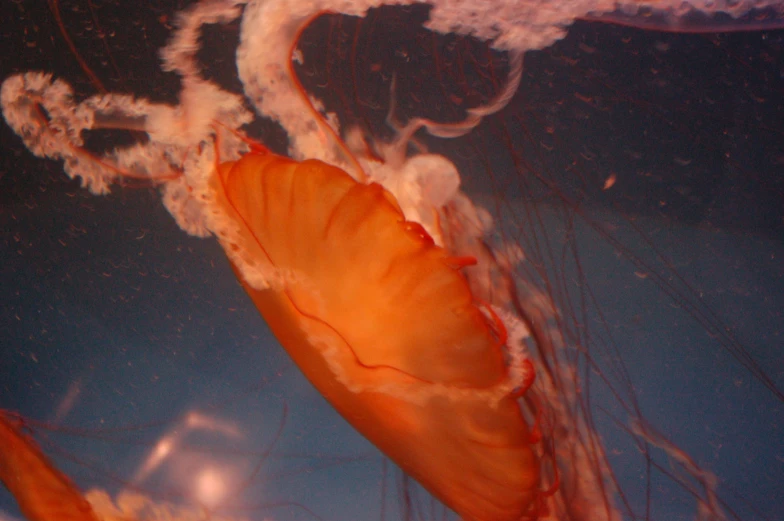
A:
[0, 411, 101, 521]
[209, 149, 541, 521]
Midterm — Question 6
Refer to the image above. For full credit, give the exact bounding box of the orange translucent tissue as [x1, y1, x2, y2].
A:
[210, 151, 540, 521]
[0, 411, 101, 521]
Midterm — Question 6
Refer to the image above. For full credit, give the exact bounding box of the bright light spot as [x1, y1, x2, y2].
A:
[134, 435, 178, 482]
[131, 408, 251, 508]
[194, 467, 227, 507]
[186, 411, 243, 439]
[154, 439, 173, 458]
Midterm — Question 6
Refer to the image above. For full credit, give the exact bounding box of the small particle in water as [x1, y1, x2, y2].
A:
[603, 173, 617, 190]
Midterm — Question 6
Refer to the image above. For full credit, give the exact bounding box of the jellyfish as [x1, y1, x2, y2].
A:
[0, 410, 101, 521]
[1, 1, 782, 521]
